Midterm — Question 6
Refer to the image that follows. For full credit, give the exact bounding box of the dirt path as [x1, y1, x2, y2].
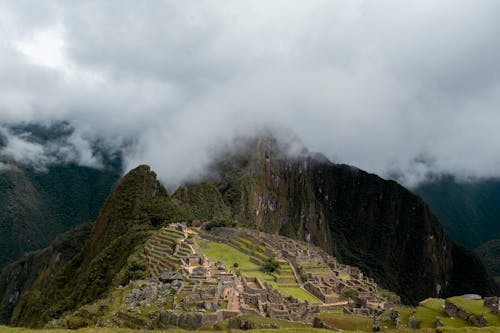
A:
[228, 288, 241, 311]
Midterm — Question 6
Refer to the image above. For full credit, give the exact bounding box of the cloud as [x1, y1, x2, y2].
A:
[1, 0, 500, 187]
[0, 162, 9, 173]
[0, 125, 102, 170]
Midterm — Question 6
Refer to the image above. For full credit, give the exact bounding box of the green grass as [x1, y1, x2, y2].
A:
[298, 261, 333, 277]
[278, 285, 323, 301]
[395, 305, 414, 324]
[0, 328, 342, 333]
[199, 240, 320, 303]
[4, 327, 191, 333]
[447, 297, 500, 326]
[415, 305, 440, 328]
[318, 311, 373, 331]
[235, 236, 266, 251]
[229, 314, 311, 328]
[438, 328, 500, 333]
[4, 325, 500, 332]
[417, 299, 468, 328]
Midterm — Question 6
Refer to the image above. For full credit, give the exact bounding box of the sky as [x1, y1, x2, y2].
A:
[1, 0, 500, 187]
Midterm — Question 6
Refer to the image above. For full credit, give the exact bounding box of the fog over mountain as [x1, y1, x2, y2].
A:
[2, 1, 500, 187]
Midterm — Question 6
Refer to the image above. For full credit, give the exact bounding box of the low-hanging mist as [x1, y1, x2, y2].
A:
[1, 0, 500, 187]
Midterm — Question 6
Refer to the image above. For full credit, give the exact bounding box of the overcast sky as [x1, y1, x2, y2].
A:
[1, 0, 500, 187]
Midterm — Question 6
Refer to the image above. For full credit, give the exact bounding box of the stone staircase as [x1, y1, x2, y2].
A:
[144, 227, 193, 276]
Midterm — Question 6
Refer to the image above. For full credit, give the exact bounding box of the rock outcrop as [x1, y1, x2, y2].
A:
[1, 134, 497, 328]
[197, 136, 498, 304]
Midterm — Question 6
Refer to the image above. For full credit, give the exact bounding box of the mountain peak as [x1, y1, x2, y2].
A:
[84, 164, 165, 260]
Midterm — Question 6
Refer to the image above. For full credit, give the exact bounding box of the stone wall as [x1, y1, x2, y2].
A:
[444, 300, 488, 327]
[484, 297, 499, 315]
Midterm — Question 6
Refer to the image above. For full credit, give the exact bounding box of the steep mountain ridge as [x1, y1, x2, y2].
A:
[0, 223, 92, 324]
[201, 137, 496, 303]
[7, 165, 186, 327]
[0, 136, 496, 328]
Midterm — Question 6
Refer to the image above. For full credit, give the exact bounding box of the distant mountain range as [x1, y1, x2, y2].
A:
[0, 123, 122, 270]
[416, 177, 500, 284]
[0, 135, 496, 329]
[415, 177, 500, 248]
[0, 125, 498, 330]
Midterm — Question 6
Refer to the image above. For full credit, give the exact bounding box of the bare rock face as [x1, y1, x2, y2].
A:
[1, 134, 497, 329]
[205, 136, 497, 304]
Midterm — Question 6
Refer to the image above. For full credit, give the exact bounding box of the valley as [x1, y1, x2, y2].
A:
[0, 139, 498, 332]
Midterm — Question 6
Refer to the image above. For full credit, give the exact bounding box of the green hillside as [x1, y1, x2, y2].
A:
[0, 123, 122, 269]
[0, 138, 498, 332]
[416, 177, 500, 248]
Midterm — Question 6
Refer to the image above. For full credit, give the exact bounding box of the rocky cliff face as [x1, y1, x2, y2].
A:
[307, 161, 496, 303]
[1, 136, 497, 328]
[202, 136, 497, 303]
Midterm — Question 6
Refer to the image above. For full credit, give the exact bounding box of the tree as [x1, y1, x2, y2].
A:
[261, 257, 279, 274]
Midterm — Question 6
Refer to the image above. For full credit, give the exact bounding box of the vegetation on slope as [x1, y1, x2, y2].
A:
[415, 177, 500, 248]
[205, 136, 497, 303]
[3, 325, 500, 332]
[475, 240, 500, 285]
[199, 238, 320, 302]
[5, 165, 190, 327]
[0, 156, 121, 270]
[0, 223, 93, 324]
[2, 135, 498, 329]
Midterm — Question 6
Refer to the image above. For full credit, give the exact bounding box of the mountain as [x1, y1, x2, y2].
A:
[0, 123, 122, 270]
[476, 239, 500, 286]
[0, 163, 121, 270]
[415, 177, 500, 288]
[415, 177, 500, 248]
[4, 165, 190, 327]
[0, 136, 496, 328]
[199, 137, 497, 303]
[0, 223, 93, 324]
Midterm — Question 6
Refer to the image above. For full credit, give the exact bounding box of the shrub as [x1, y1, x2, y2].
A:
[342, 288, 358, 299]
[261, 257, 279, 274]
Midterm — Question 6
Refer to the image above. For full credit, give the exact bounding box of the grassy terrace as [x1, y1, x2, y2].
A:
[395, 305, 414, 325]
[145, 228, 190, 275]
[199, 239, 320, 303]
[415, 298, 468, 328]
[447, 297, 500, 326]
[0, 327, 338, 333]
[298, 261, 334, 276]
[4, 326, 500, 333]
[319, 310, 373, 331]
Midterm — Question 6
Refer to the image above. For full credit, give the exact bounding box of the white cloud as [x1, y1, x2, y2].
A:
[0, 162, 9, 172]
[13, 25, 66, 71]
[0, 126, 102, 170]
[1, 0, 500, 187]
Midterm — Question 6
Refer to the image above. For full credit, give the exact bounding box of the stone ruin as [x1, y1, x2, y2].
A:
[484, 296, 500, 315]
[207, 227, 385, 315]
[444, 300, 489, 327]
[239, 275, 320, 322]
[119, 224, 390, 329]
